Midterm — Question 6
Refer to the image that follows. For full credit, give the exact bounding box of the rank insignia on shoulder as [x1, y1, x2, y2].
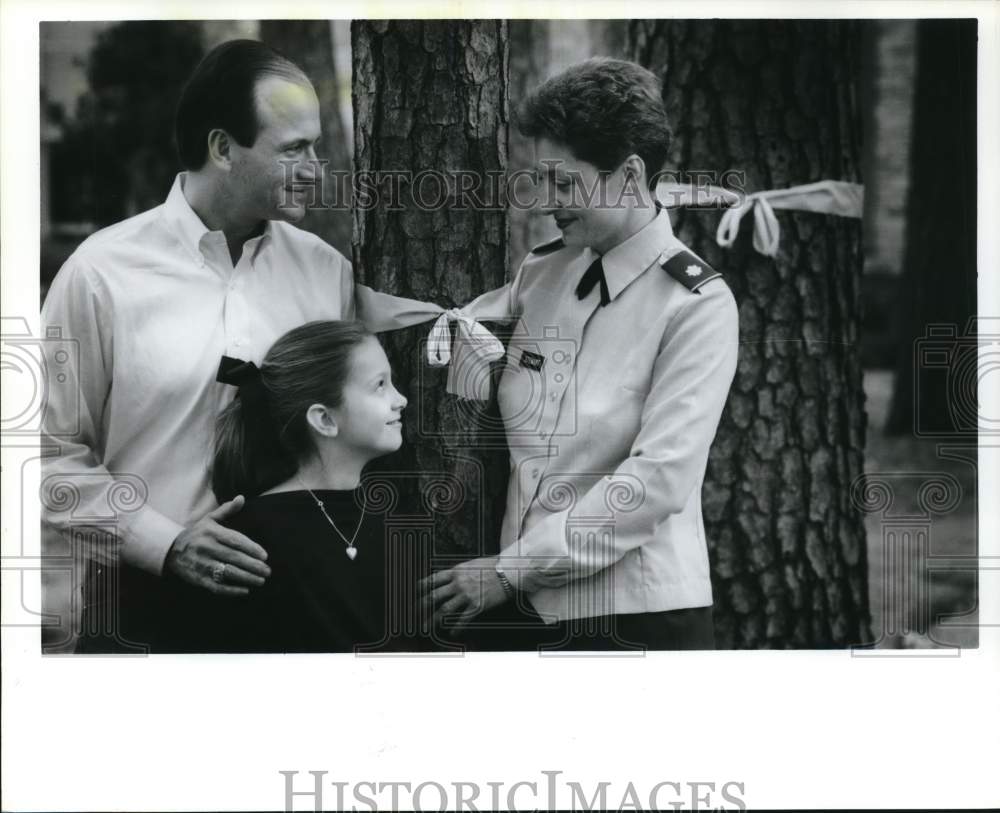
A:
[519, 350, 545, 371]
[529, 236, 565, 256]
[660, 250, 724, 293]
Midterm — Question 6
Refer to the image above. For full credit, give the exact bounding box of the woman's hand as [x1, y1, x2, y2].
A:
[417, 556, 508, 635]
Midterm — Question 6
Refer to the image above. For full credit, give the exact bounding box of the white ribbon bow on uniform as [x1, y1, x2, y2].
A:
[427, 308, 505, 400]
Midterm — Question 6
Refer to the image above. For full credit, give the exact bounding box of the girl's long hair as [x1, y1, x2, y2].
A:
[212, 320, 371, 502]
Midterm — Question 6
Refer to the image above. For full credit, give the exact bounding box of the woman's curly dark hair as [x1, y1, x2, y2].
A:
[517, 57, 672, 189]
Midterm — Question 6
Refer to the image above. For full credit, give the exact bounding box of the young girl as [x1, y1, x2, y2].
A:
[160, 320, 414, 652]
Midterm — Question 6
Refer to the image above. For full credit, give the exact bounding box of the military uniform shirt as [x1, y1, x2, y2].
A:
[459, 209, 739, 622]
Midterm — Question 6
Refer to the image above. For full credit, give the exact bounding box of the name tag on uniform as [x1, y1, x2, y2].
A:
[519, 350, 545, 371]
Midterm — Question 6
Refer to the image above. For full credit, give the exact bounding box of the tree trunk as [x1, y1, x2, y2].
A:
[630, 20, 871, 648]
[260, 20, 353, 256]
[352, 20, 510, 559]
[591, 19, 630, 59]
[508, 20, 556, 270]
[884, 19, 977, 437]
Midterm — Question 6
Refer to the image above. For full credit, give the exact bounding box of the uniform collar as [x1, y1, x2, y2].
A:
[597, 207, 680, 302]
[161, 172, 273, 267]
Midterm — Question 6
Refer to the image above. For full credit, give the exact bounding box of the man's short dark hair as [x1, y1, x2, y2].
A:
[517, 58, 671, 189]
[175, 39, 309, 170]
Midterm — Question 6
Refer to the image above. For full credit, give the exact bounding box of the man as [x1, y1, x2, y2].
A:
[41, 40, 440, 651]
[419, 58, 739, 650]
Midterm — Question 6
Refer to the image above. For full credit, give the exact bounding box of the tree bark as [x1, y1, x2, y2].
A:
[630, 20, 872, 648]
[884, 19, 977, 437]
[352, 20, 510, 558]
[260, 20, 353, 256]
[508, 20, 557, 270]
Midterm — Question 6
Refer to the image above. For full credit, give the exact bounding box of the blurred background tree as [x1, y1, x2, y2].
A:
[885, 19, 977, 437]
[49, 21, 204, 226]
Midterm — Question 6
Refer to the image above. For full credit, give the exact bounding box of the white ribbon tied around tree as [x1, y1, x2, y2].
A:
[427, 179, 865, 399]
[657, 179, 864, 257]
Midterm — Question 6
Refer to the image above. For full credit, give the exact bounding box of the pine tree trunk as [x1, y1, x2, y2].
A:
[884, 19, 977, 437]
[352, 20, 510, 557]
[260, 20, 353, 256]
[630, 20, 872, 648]
[508, 20, 554, 269]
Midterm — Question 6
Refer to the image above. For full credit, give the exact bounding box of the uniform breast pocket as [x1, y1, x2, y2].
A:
[615, 361, 654, 440]
[620, 362, 653, 395]
[587, 379, 646, 454]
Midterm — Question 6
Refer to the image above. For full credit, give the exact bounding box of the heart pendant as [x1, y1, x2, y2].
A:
[345, 546, 357, 560]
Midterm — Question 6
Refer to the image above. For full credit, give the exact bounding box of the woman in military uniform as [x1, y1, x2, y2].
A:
[419, 58, 739, 650]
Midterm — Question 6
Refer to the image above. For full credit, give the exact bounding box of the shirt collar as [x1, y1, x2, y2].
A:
[161, 172, 273, 265]
[162, 173, 211, 258]
[599, 207, 681, 302]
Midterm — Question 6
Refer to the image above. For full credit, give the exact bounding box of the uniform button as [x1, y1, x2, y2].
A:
[554, 373, 564, 383]
[530, 468, 539, 478]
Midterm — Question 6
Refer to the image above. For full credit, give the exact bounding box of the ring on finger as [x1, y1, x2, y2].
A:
[211, 562, 227, 584]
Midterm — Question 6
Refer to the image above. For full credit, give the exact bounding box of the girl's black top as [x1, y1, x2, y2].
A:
[157, 488, 426, 653]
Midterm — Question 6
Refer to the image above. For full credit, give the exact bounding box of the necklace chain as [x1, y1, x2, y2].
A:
[297, 477, 367, 560]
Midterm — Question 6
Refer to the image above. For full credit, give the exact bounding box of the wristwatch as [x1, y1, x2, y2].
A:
[494, 560, 516, 600]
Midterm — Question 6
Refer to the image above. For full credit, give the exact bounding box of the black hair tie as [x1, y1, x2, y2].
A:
[217, 355, 270, 418]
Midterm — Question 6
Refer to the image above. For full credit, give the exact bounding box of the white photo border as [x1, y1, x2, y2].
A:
[3, 1, 998, 810]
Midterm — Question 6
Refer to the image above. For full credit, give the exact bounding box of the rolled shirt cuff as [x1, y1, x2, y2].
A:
[119, 506, 185, 576]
